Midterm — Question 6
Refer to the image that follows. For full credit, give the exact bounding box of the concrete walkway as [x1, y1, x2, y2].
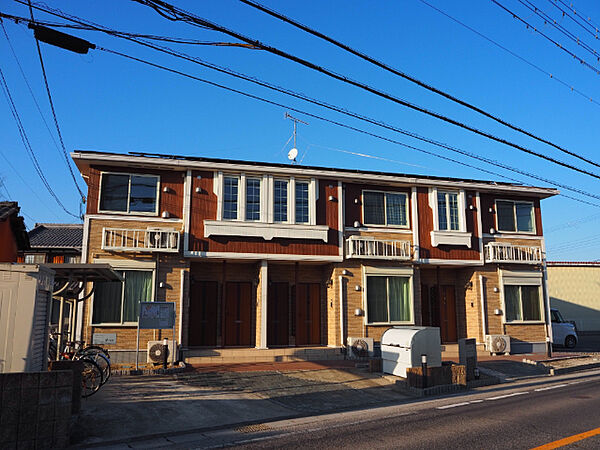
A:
[72, 362, 404, 447]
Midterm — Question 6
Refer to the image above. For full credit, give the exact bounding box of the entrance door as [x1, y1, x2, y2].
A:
[223, 282, 252, 347]
[268, 282, 289, 346]
[440, 285, 457, 343]
[189, 281, 218, 347]
[295, 283, 320, 345]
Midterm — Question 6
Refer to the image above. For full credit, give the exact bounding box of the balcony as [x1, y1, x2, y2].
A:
[346, 236, 412, 260]
[484, 242, 542, 264]
[102, 228, 180, 253]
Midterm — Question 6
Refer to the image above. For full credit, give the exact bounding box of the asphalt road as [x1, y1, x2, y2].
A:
[229, 375, 600, 450]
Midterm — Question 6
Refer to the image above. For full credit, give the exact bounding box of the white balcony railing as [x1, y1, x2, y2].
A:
[484, 242, 542, 264]
[346, 236, 412, 260]
[102, 228, 180, 253]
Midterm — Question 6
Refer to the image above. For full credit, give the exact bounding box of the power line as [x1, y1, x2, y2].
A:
[0, 64, 79, 218]
[125, 0, 600, 180]
[555, 0, 600, 35]
[491, 0, 600, 75]
[238, 0, 600, 172]
[545, 0, 600, 43]
[418, 0, 600, 108]
[518, 0, 600, 60]
[11, 3, 600, 206]
[25, 1, 86, 203]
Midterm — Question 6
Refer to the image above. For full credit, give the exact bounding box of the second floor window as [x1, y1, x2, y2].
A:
[246, 178, 261, 221]
[274, 180, 288, 222]
[99, 173, 159, 214]
[223, 176, 238, 220]
[363, 191, 408, 227]
[437, 191, 459, 231]
[497, 200, 534, 233]
[295, 181, 309, 224]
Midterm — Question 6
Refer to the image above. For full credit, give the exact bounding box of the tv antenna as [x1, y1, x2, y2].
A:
[285, 112, 308, 163]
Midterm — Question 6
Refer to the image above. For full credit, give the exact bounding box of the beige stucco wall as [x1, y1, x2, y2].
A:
[547, 265, 600, 332]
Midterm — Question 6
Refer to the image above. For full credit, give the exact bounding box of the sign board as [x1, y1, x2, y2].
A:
[92, 333, 117, 345]
[138, 301, 175, 329]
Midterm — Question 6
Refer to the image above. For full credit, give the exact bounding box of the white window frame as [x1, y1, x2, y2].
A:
[90, 268, 156, 326]
[362, 190, 410, 228]
[215, 171, 317, 225]
[245, 176, 262, 221]
[363, 266, 414, 325]
[495, 199, 536, 234]
[428, 188, 471, 247]
[222, 174, 241, 221]
[98, 172, 160, 216]
[500, 270, 544, 324]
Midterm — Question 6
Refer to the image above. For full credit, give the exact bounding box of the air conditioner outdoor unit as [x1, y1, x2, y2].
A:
[347, 337, 374, 359]
[147, 340, 178, 364]
[146, 228, 177, 250]
[485, 334, 511, 355]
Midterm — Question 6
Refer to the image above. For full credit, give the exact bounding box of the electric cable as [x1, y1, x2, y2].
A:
[9, 2, 600, 206]
[545, 0, 600, 43]
[418, 0, 600, 108]
[0, 65, 79, 218]
[26, 1, 86, 203]
[491, 0, 600, 75]
[238, 0, 600, 170]
[556, 0, 600, 35]
[123, 0, 600, 178]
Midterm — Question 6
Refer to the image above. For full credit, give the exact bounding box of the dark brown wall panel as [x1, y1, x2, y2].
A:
[417, 188, 480, 260]
[480, 193, 542, 236]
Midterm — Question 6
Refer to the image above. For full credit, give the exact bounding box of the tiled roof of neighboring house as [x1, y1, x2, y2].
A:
[0, 201, 19, 221]
[0, 201, 29, 250]
[29, 223, 83, 250]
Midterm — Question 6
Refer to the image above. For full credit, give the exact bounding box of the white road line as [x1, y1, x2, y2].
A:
[436, 402, 471, 410]
[469, 399, 483, 403]
[534, 384, 567, 392]
[485, 391, 529, 401]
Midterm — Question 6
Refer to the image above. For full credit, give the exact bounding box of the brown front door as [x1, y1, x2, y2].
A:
[189, 281, 218, 347]
[440, 285, 457, 343]
[295, 283, 320, 345]
[223, 282, 252, 347]
[268, 282, 289, 346]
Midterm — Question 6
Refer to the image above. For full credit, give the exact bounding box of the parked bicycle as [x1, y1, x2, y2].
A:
[48, 333, 112, 397]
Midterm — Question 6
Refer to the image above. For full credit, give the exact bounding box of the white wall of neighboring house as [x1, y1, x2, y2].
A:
[547, 264, 600, 333]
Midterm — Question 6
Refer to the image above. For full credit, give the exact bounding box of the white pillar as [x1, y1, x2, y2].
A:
[257, 260, 268, 349]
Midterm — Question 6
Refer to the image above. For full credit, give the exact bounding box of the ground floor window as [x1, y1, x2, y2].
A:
[366, 275, 411, 324]
[504, 284, 542, 322]
[92, 270, 153, 324]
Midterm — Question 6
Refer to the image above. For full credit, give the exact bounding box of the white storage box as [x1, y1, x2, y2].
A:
[381, 326, 442, 377]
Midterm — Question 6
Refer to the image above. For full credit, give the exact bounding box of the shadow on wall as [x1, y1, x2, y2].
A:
[550, 297, 600, 333]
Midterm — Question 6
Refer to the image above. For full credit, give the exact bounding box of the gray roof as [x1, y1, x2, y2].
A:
[29, 223, 83, 250]
[0, 201, 20, 221]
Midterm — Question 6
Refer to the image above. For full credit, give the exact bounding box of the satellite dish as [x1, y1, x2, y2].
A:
[287, 147, 298, 161]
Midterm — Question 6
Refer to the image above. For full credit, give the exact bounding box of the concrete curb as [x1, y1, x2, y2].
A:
[549, 362, 600, 375]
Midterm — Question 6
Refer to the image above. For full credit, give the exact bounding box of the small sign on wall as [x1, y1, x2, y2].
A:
[92, 333, 117, 345]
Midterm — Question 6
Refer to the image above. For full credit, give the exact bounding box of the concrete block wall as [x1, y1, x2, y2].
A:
[0, 371, 73, 449]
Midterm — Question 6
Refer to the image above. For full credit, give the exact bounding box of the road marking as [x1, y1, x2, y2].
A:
[531, 427, 600, 449]
[485, 391, 528, 401]
[534, 384, 567, 392]
[469, 399, 483, 403]
[436, 402, 470, 409]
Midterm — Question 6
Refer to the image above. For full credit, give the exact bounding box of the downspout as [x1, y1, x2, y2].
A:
[541, 238, 553, 357]
[338, 275, 345, 348]
[479, 275, 487, 345]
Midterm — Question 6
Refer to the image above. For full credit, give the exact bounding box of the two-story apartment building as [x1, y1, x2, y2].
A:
[72, 150, 558, 362]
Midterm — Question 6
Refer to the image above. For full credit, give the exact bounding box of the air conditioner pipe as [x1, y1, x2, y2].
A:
[163, 338, 168, 370]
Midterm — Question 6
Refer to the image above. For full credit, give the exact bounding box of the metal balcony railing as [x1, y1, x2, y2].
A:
[102, 228, 180, 253]
[346, 236, 412, 260]
[484, 242, 542, 264]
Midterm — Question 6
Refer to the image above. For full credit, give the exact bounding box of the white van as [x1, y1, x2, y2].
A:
[551, 308, 578, 348]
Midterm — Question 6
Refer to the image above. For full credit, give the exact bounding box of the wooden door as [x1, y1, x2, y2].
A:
[223, 282, 252, 347]
[440, 285, 457, 343]
[268, 282, 289, 346]
[189, 281, 218, 347]
[421, 284, 431, 327]
[296, 283, 321, 346]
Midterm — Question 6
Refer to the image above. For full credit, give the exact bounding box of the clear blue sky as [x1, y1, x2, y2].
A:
[1, 0, 599, 260]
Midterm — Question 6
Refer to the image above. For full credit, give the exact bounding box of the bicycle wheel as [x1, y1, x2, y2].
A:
[86, 352, 111, 385]
[81, 345, 110, 360]
[80, 358, 103, 398]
